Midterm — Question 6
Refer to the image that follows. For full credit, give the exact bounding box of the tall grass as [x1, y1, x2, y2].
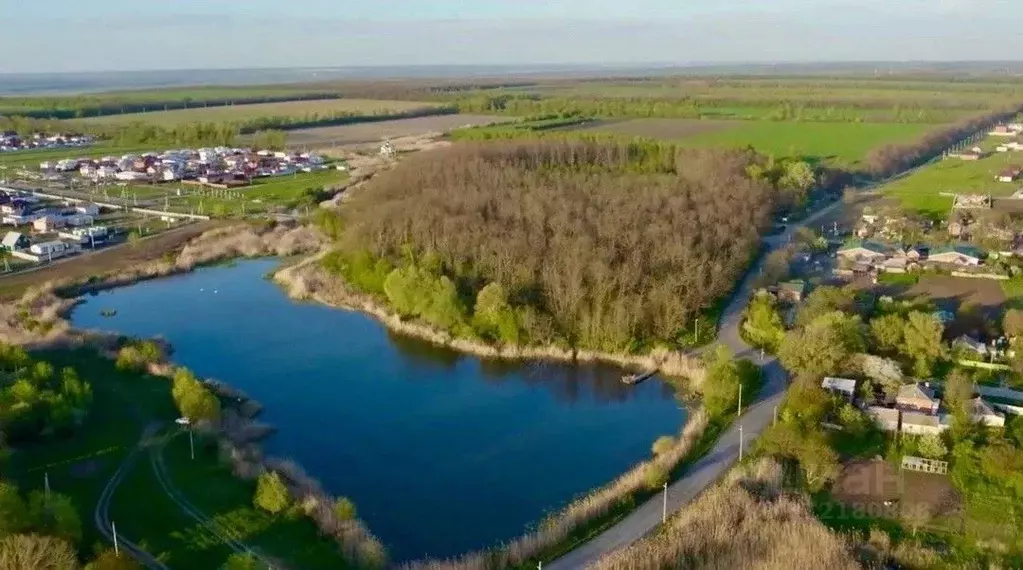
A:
[593, 459, 862, 570]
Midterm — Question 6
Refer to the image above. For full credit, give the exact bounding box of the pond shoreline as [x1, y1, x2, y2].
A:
[273, 251, 707, 384]
[3, 225, 708, 566]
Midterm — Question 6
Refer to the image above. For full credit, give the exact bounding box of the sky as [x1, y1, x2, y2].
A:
[2, 0, 1022, 73]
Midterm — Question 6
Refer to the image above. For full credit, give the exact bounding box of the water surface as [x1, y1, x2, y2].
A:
[72, 259, 684, 560]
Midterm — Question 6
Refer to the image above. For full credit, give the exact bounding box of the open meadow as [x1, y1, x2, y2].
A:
[75, 99, 442, 127]
[562, 119, 932, 165]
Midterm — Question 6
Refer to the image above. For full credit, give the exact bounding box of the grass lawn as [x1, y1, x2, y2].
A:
[162, 434, 352, 569]
[162, 170, 348, 216]
[76, 99, 440, 128]
[4, 348, 354, 569]
[676, 121, 933, 166]
[882, 142, 1023, 217]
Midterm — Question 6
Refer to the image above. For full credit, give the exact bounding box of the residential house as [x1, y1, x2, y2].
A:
[958, 151, 982, 161]
[74, 203, 100, 216]
[1, 231, 29, 251]
[866, 406, 900, 432]
[822, 377, 857, 401]
[777, 280, 807, 303]
[837, 240, 892, 264]
[928, 245, 983, 267]
[33, 215, 66, 233]
[990, 125, 1017, 136]
[953, 334, 989, 356]
[969, 397, 1006, 428]
[896, 383, 940, 415]
[29, 240, 71, 259]
[900, 411, 950, 435]
[997, 167, 1022, 183]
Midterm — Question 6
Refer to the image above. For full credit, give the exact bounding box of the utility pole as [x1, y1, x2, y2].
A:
[44, 472, 50, 502]
[773, 405, 778, 426]
[662, 481, 668, 523]
[737, 383, 743, 417]
[189, 427, 195, 461]
[112, 521, 119, 556]
[694, 318, 700, 344]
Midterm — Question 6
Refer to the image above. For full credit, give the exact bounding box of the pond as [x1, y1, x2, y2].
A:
[71, 259, 686, 561]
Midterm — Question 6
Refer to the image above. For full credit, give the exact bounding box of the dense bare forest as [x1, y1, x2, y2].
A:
[325, 141, 776, 353]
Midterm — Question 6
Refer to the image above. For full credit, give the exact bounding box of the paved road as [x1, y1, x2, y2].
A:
[548, 199, 847, 569]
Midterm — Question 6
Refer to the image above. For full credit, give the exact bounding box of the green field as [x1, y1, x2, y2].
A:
[561, 119, 933, 165]
[882, 140, 1023, 216]
[6, 349, 351, 569]
[678, 121, 932, 165]
[160, 170, 348, 216]
[76, 99, 439, 128]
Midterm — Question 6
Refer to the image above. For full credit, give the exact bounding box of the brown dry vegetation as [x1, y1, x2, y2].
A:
[334, 141, 776, 352]
[592, 459, 862, 570]
[282, 114, 507, 148]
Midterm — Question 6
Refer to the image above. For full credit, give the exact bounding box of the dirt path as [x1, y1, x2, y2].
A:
[149, 433, 280, 568]
[94, 424, 169, 570]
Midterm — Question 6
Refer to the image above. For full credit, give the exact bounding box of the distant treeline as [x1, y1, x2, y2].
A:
[325, 141, 781, 353]
[864, 105, 1023, 178]
[0, 92, 345, 120]
[447, 95, 983, 123]
[0, 106, 456, 148]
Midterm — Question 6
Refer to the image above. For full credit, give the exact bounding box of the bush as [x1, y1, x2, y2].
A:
[86, 549, 142, 569]
[643, 464, 669, 490]
[651, 435, 677, 457]
[916, 434, 948, 460]
[253, 471, 291, 514]
[333, 497, 357, 521]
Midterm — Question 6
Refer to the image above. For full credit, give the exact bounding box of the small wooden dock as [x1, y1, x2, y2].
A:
[621, 369, 657, 386]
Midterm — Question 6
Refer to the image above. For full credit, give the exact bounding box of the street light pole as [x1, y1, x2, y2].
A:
[737, 383, 743, 417]
[662, 481, 668, 523]
[112, 521, 119, 556]
[189, 427, 195, 461]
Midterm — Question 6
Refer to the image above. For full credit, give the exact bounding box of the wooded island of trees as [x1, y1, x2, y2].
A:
[322, 141, 782, 353]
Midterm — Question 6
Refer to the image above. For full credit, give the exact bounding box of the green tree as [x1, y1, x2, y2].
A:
[27, 491, 81, 545]
[642, 464, 668, 490]
[796, 286, 856, 328]
[253, 471, 291, 514]
[916, 434, 948, 460]
[333, 497, 357, 521]
[0, 483, 30, 539]
[742, 294, 785, 352]
[472, 283, 520, 344]
[779, 311, 865, 381]
[127, 231, 141, 249]
[870, 313, 907, 354]
[778, 160, 816, 205]
[901, 311, 944, 377]
[0, 534, 79, 570]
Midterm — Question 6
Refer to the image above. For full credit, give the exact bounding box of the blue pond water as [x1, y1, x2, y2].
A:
[71, 259, 684, 560]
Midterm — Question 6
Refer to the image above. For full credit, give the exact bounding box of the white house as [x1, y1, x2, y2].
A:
[74, 203, 100, 216]
[822, 377, 858, 400]
[837, 240, 892, 264]
[928, 245, 983, 267]
[970, 397, 1006, 428]
[900, 411, 950, 435]
[954, 335, 988, 356]
[33, 215, 66, 232]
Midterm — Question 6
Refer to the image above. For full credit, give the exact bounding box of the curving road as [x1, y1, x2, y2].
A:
[149, 433, 277, 567]
[548, 200, 847, 569]
[94, 425, 170, 570]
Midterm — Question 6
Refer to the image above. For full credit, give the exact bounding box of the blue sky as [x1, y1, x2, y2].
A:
[2, 0, 1021, 72]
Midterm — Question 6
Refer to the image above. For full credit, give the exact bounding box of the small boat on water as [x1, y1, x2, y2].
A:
[99, 309, 117, 317]
[621, 369, 657, 385]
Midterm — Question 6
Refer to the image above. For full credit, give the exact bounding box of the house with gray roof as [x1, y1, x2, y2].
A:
[928, 244, 983, 267]
[1, 231, 28, 251]
[837, 240, 893, 264]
